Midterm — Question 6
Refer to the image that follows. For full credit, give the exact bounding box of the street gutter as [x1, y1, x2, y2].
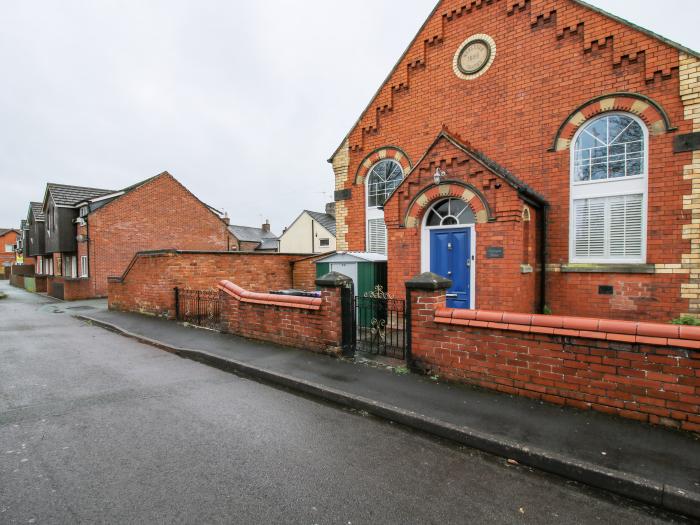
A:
[76, 313, 700, 520]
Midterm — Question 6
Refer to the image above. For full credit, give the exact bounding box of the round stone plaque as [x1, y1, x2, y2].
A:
[452, 34, 496, 80]
[457, 39, 491, 75]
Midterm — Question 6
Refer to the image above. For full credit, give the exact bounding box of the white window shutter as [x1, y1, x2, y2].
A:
[573, 194, 643, 260]
[574, 199, 605, 258]
[367, 218, 387, 255]
[609, 194, 643, 257]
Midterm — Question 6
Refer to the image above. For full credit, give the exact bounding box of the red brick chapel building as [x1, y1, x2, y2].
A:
[329, 0, 700, 322]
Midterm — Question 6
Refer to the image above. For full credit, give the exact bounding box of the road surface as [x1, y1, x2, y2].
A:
[0, 282, 690, 524]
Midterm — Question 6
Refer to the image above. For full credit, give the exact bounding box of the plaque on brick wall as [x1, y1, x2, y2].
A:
[458, 40, 490, 75]
[453, 34, 496, 80]
[486, 246, 504, 259]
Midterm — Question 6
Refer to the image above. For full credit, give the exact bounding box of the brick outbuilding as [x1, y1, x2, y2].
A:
[329, 0, 700, 322]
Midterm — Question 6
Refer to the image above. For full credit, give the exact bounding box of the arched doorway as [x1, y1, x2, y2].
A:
[421, 198, 476, 309]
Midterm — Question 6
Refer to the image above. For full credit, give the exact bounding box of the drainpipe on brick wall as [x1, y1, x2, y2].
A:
[539, 204, 548, 314]
[86, 216, 95, 297]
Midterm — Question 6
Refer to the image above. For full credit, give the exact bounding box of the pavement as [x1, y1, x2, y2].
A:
[46, 284, 700, 519]
[1, 281, 691, 523]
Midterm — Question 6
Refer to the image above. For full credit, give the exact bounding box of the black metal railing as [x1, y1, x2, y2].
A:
[355, 292, 406, 359]
[175, 288, 221, 330]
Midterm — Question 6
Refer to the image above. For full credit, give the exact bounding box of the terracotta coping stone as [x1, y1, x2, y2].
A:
[218, 280, 322, 310]
[432, 308, 700, 350]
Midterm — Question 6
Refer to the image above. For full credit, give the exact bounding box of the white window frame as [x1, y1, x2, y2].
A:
[37, 256, 43, 275]
[81, 255, 88, 278]
[4, 244, 13, 253]
[569, 112, 648, 264]
[365, 159, 404, 255]
[319, 238, 330, 248]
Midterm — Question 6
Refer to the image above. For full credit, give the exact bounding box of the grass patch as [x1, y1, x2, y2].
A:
[670, 315, 700, 326]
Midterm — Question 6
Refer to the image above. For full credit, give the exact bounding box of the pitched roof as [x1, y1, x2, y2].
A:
[259, 238, 281, 250]
[329, 0, 700, 161]
[30, 202, 45, 221]
[46, 183, 115, 207]
[227, 224, 279, 244]
[306, 210, 337, 237]
[397, 129, 548, 207]
[0, 228, 19, 237]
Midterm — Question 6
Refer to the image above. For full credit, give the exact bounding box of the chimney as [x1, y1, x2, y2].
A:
[222, 212, 230, 225]
[325, 201, 336, 217]
[262, 219, 271, 233]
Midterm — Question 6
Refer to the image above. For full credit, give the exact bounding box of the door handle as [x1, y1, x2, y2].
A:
[446, 293, 458, 298]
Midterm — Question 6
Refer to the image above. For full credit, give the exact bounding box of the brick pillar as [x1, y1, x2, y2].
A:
[405, 272, 452, 369]
[316, 271, 354, 356]
[219, 288, 242, 334]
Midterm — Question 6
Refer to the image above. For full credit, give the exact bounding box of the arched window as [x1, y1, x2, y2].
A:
[426, 198, 476, 227]
[366, 159, 404, 254]
[367, 159, 404, 208]
[570, 113, 647, 263]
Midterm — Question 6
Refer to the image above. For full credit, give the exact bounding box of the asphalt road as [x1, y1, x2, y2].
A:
[0, 282, 691, 524]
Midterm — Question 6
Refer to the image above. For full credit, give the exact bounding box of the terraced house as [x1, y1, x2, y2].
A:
[28, 172, 235, 300]
[0, 228, 20, 269]
[329, 0, 700, 322]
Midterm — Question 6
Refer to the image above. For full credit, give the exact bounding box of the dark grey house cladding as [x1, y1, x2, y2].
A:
[25, 201, 46, 257]
[43, 183, 114, 254]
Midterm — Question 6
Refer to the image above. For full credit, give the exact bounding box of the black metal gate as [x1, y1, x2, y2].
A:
[174, 288, 221, 330]
[354, 286, 406, 359]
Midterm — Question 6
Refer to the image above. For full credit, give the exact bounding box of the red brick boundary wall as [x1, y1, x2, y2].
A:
[218, 274, 349, 355]
[407, 273, 700, 433]
[47, 277, 95, 301]
[108, 250, 329, 318]
[9, 264, 34, 289]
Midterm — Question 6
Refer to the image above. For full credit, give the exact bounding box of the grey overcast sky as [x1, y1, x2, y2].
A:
[1, 1, 698, 232]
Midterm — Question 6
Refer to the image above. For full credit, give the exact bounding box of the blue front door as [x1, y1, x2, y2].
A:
[430, 228, 471, 309]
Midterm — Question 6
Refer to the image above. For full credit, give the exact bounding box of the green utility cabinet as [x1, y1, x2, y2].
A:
[315, 252, 387, 297]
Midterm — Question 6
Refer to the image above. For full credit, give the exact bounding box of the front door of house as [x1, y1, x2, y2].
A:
[430, 228, 471, 309]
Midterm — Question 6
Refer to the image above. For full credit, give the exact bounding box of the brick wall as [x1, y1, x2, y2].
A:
[219, 280, 344, 355]
[85, 172, 234, 298]
[408, 281, 700, 433]
[108, 250, 316, 318]
[291, 253, 334, 291]
[332, 0, 696, 321]
[47, 276, 94, 301]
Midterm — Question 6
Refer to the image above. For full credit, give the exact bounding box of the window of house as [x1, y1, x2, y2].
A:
[570, 113, 647, 263]
[37, 257, 43, 275]
[367, 159, 404, 207]
[81, 255, 88, 277]
[62, 255, 78, 278]
[367, 218, 388, 254]
[4, 244, 13, 253]
[366, 158, 404, 255]
[426, 198, 475, 226]
[319, 238, 330, 248]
